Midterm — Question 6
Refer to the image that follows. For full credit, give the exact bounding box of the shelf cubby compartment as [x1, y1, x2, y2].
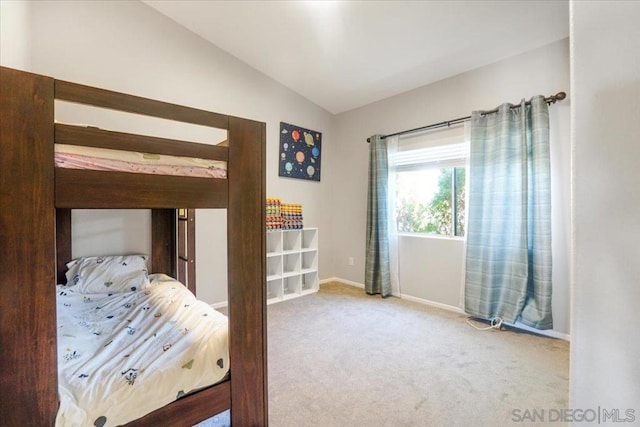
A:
[266, 230, 283, 255]
[282, 252, 300, 276]
[301, 271, 318, 293]
[301, 251, 317, 272]
[267, 279, 283, 301]
[282, 229, 301, 252]
[301, 228, 318, 250]
[283, 275, 301, 298]
[266, 256, 282, 279]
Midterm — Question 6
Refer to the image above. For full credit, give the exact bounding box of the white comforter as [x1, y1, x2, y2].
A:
[56, 274, 229, 427]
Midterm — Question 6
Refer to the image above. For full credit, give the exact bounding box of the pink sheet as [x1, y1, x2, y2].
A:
[55, 150, 227, 179]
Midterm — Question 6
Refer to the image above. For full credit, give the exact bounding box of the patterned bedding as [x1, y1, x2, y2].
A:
[56, 273, 229, 427]
[55, 143, 227, 178]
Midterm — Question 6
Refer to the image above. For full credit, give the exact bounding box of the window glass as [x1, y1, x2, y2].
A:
[395, 166, 465, 236]
[391, 126, 467, 237]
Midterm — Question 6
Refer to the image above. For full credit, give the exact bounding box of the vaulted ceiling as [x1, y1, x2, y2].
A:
[144, 1, 569, 114]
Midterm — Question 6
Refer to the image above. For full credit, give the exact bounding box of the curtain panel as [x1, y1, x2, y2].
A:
[387, 136, 400, 296]
[464, 96, 553, 329]
[365, 135, 392, 297]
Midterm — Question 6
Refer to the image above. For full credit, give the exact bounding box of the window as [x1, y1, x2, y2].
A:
[390, 127, 467, 237]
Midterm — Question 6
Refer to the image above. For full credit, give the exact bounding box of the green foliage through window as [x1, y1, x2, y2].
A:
[395, 167, 465, 237]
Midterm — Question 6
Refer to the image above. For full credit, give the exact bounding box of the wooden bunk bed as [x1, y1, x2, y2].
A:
[0, 67, 268, 426]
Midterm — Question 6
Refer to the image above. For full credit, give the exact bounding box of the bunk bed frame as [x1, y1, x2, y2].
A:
[0, 67, 268, 426]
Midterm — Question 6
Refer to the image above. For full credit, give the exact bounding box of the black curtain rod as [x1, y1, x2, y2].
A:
[366, 91, 566, 143]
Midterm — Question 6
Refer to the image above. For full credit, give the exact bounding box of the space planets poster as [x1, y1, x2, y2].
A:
[279, 122, 322, 181]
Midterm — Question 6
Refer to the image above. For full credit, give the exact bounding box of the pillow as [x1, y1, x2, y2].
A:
[65, 255, 149, 293]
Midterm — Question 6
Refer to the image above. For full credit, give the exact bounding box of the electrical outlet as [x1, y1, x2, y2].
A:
[348, 257, 354, 266]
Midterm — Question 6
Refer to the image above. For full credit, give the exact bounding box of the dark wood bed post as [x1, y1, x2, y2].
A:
[56, 208, 72, 284]
[228, 117, 268, 426]
[0, 67, 58, 425]
[151, 209, 177, 277]
[177, 208, 197, 295]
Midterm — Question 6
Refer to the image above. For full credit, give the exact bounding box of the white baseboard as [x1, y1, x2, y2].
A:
[320, 277, 402, 297]
[320, 277, 364, 288]
[504, 321, 571, 341]
[323, 277, 570, 342]
[321, 278, 461, 313]
[399, 293, 466, 315]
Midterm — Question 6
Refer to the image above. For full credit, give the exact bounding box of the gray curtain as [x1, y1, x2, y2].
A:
[365, 135, 392, 297]
[464, 96, 553, 329]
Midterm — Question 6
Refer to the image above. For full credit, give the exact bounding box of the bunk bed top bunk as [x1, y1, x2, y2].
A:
[0, 66, 268, 426]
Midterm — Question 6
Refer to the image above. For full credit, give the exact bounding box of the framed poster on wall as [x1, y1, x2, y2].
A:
[279, 122, 322, 181]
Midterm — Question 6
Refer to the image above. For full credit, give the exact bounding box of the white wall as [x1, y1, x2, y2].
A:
[399, 236, 464, 308]
[570, 0, 640, 414]
[0, 0, 30, 69]
[333, 39, 571, 335]
[26, 0, 335, 304]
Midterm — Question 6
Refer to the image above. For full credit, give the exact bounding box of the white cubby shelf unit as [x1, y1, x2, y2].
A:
[266, 228, 318, 304]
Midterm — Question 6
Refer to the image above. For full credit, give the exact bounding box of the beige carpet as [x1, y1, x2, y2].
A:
[266, 282, 569, 427]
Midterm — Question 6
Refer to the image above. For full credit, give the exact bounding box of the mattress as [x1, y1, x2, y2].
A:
[55, 274, 229, 427]
[55, 144, 227, 178]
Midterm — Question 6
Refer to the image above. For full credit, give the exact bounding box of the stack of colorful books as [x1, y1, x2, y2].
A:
[266, 197, 282, 230]
[281, 203, 303, 230]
